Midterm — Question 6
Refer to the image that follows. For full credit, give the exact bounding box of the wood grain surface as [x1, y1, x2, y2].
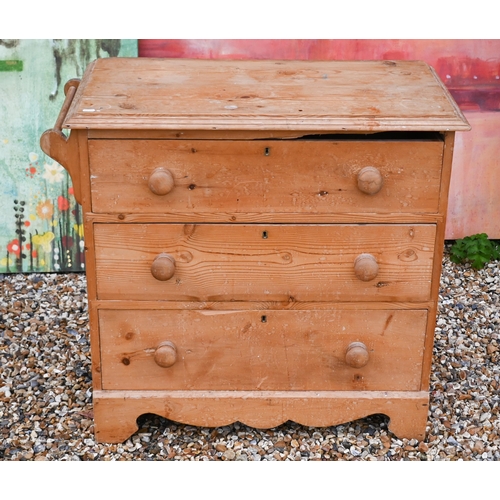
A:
[93, 223, 436, 302]
[93, 389, 430, 443]
[88, 138, 444, 215]
[64, 59, 470, 131]
[99, 308, 427, 392]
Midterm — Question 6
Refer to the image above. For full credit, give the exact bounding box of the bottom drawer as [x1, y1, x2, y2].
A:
[99, 308, 427, 392]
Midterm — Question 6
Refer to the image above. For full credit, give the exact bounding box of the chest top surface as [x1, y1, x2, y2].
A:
[64, 58, 470, 132]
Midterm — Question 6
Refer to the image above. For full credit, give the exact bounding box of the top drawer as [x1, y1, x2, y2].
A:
[88, 137, 444, 217]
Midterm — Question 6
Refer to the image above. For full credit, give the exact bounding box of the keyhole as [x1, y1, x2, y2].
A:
[261, 315, 267, 323]
[264, 147, 270, 156]
[262, 231, 268, 239]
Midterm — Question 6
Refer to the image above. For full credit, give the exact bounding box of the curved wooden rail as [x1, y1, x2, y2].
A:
[40, 78, 82, 205]
[93, 390, 429, 443]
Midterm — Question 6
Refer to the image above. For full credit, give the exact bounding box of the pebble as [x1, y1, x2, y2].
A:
[474, 441, 485, 454]
[0, 248, 499, 460]
[223, 450, 236, 460]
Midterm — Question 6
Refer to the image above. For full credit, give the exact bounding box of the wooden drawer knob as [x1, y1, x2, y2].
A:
[354, 253, 379, 281]
[357, 166, 383, 195]
[154, 341, 177, 368]
[151, 253, 176, 281]
[148, 167, 175, 195]
[345, 342, 369, 368]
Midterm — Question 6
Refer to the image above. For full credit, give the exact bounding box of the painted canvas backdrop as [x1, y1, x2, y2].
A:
[0, 39, 137, 273]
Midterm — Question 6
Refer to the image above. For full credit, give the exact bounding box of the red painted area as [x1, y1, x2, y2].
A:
[137, 40, 500, 238]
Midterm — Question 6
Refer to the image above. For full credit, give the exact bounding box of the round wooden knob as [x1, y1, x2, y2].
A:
[154, 341, 177, 368]
[357, 166, 383, 195]
[151, 253, 176, 281]
[354, 253, 379, 281]
[345, 342, 369, 368]
[148, 168, 175, 195]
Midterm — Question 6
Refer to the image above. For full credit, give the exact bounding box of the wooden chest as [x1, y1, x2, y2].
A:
[41, 58, 470, 443]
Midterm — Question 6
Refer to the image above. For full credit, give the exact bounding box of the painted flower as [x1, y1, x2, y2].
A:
[42, 162, 64, 183]
[36, 200, 54, 220]
[0, 256, 14, 266]
[29, 152, 38, 163]
[73, 223, 84, 238]
[68, 186, 74, 196]
[25, 166, 37, 178]
[7, 239, 21, 256]
[58, 196, 70, 211]
[32, 231, 55, 252]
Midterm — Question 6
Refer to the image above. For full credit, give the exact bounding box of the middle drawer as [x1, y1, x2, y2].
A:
[94, 223, 436, 302]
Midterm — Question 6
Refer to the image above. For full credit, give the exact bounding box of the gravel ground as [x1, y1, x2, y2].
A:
[1, 245, 499, 461]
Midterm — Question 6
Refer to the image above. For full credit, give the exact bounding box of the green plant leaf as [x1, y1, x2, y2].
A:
[450, 233, 498, 269]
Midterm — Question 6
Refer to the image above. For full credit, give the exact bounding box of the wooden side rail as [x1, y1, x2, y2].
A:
[40, 78, 82, 204]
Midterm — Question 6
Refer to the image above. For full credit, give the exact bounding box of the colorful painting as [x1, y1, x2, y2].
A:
[139, 39, 500, 240]
[0, 39, 137, 273]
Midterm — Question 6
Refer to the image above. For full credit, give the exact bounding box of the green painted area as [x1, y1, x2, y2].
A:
[0, 39, 138, 273]
[0, 60, 23, 71]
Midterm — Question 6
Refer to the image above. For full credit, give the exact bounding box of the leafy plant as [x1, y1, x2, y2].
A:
[450, 233, 500, 269]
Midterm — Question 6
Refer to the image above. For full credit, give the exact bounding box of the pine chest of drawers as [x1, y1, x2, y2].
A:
[41, 58, 470, 443]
